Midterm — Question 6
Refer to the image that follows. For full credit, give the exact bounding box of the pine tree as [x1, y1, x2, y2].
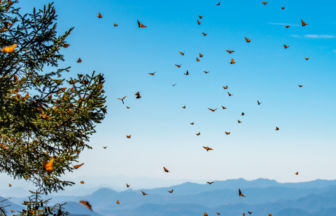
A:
[0, 0, 107, 194]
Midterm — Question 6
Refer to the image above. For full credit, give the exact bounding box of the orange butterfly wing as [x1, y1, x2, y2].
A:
[79, 201, 92, 211]
[74, 163, 84, 169]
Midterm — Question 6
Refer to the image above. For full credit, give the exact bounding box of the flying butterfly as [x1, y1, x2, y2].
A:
[238, 120, 242, 123]
[126, 183, 130, 187]
[230, 58, 236, 64]
[182, 106, 186, 109]
[275, 127, 279, 131]
[207, 182, 213, 184]
[1, 44, 17, 53]
[141, 190, 148, 195]
[216, 213, 220, 215]
[168, 189, 174, 193]
[204, 213, 208, 216]
[245, 37, 251, 43]
[175, 64, 182, 68]
[202, 32, 207, 36]
[184, 70, 189, 75]
[11, 210, 15, 213]
[196, 58, 200, 62]
[117, 96, 127, 104]
[244, 214, 246, 216]
[199, 15, 203, 19]
[203, 146, 213, 151]
[63, 44, 70, 48]
[248, 212, 252, 214]
[225, 131, 231, 135]
[114, 23, 118, 27]
[242, 112, 245, 116]
[77, 58, 82, 63]
[226, 50, 234, 54]
[222, 106, 227, 109]
[204, 71, 209, 74]
[116, 200, 120, 204]
[190, 122, 194, 125]
[284, 45, 289, 49]
[208, 108, 217, 112]
[135, 92, 141, 99]
[269, 214, 272, 216]
[126, 135, 131, 139]
[223, 86, 228, 89]
[80, 181, 84, 184]
[216, 2, 220, 5]
[103, 146, 107, 149]
[257, 100, 261, 105]
[281, 7, 285, 9]
[126, 106, 130, 109]
[298, 85, 303, 88]
[197, 20, 203, 25]
[228, 92, 233, 96]
[97, 12, 103, 18]
[163, 167, 169, 173]
[148, 72, 156, 76]
[196, 132, 201, 136]
[296, 172, 299, 175]
[285, 25, 290, 28]
[137, 20, 147, 28]
[79, 201, 92, 211]
[74, 163, 84, 169]
[199, 53, 203, 57]
[239, 189, 245, 197]
[179, 51, 185, 56]
[9, 184, 12, 187]
[261, 2, 268, 5]
[301, 19, 308, 26]
[305, 58, 309, 60]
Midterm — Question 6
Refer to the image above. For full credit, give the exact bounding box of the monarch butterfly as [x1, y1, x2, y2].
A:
[199, 53, 203, 57]
[80, 181, 84, 184]
[216, 213, 220, 215]
[196, 132, 200, 136]
[97, 12, 103, 18]
[43, 158, 54, 174]
[190, 122, 194, 125]
[295, 172, 299, 175]
[11, 210, 15, 213]
[298, 85, 303, 88]
[225, 131, 230, 135]
[116, 200, 120, 204]
[137, 20, 147, 28]
[222, 106, 227, 109]
[1, 44, 17, 53]
[285, 25, 290, 28]
[239, 189, 245, 197]
[172, 83, 177, 86]
[168, 189, 173, 193]
[141, 190, 148, 195]
[184, 70, 189, 75]
[204, 71, 209, 74]
[242, 112, 245, 116]
[163, 167, 169, 172]
[268, 214, 272, 216]
[77, 58, 82, 63]
[202, 32, 207, 36]
[79, 201, 92, 211]
[203, 146, 213, 151]
[103, 146, 107, 149]
[207, 182, 213, 184]
[126, 183, 130, 187]
[63, 44, 70, 48]
[179, 51, 185, 56]
[196, 58, 200, 62]
[199, 15, 203, 19]
[182, 106, 186, 109]
[9, 184, 12, 187]
[208, 108, 217, 112]
[223, 86, 228, 89]
[204, 213, 208, 216]
[126, 106, 130, 109]
[238, 120, 242, 123]
[301, 19, 308, 26]
[244, 214, 246, 216]
[135, 92, 141, 99]
[114, 23, 118, 27]
[148, 72, 156, 75]
[74, 163, 84, 169]
[261, 2, 268, 5]
[305, 58, 309, 60]
[175, 64, 182, 68]
[245, 37, 251, 42]
[216, 2, 220, 5]
[248, 212, 252, 214]
[284, 45, 289, 49]
[228, 92, 233, 96]
[281, 7, 285, 9]
[257, 100, 261, 105]
[126, 135, 131, 138]
[226, 50, 234, 54]
[117, 96, 127, 104]
[197, 20, 202, 25]
[230, 58, 235, 64]
[275, 127, 279, 131]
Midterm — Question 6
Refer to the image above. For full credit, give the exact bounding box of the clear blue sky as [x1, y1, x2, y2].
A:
[5, 0, 336, 190]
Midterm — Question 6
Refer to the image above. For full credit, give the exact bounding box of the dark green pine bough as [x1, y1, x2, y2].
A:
[0, 0, 107, 203]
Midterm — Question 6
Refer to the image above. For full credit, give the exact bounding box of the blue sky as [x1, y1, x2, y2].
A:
[4, 0, 336, 191]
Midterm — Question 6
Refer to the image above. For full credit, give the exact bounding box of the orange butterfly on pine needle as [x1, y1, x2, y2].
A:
[141, 190, 148, 195]
[198, 15, 203, 19]
[116, 200, 120, 204]
[199, 53, 203, 57]
[126, 183, 130, 187]
[126, 135, 131, 139]
[208, 108, 217, 112]
[114, 23, 118, 27]
[230, 58, 235, 64]
[190, 122, 194, 125]
[77, 58, 82, 63]
[148, 72, 156, 76]
[137, 20, 147, 28]
[163, 167, 170, 173]
[223, 86, 228, 89]
[202, 32, 207, 36]
[239, 189, 245, 197]
[184, 70, 189, 75]
[196, 132, 201, 136]
[207, 182, 213, 185]
[1, 44, 17, 53]
[261, 2, 268, 5]
[203, 146, 213, 151]
[245, 37, 251, 42]
[225, 131, 231, 135]
[80, 201, 92, 211]
[275, 127, 279, 131]
[197, 20, 203, 25]
[226, 50, 234, 54]
[74, 163, 84, 169]
[284, 45, 289, 49]
[97, 12, 103, 18]
[301, 19, 308, 26]
[43, 158, 54, 174]
[168, 189, 174, 193]
[285, 25, 290, 28]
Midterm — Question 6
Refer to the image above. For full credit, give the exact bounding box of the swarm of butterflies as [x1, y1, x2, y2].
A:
[1, 1, 307, 214]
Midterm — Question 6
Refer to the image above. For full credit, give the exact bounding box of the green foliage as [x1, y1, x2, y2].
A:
[0, 0, 107, 193]
[16, 190, 69, 216]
